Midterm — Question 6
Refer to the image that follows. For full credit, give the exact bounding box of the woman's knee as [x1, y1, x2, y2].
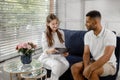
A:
[51, 62, 68, 76]
[61, 61, 69, 71]
[65, 61, 69, 69]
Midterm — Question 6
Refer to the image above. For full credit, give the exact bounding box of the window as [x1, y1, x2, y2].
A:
[0, 0, 50, 61]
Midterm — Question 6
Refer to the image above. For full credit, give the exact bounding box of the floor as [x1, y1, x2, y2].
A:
[117, 69, 120, 80]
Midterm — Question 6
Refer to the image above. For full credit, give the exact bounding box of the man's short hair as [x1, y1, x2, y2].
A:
[86, 10, 101, 19]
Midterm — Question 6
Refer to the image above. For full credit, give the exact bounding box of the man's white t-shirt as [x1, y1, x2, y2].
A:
[84, 27, 117, 68]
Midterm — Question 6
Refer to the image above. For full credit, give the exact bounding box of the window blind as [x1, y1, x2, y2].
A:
[0, 0, 50, 61]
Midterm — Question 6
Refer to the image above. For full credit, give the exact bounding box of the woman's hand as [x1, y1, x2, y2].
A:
[62, 52, 69, 57]
[46, 48, 58, 54]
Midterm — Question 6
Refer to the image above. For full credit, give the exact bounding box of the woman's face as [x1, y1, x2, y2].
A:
[48, 19, 59, 32]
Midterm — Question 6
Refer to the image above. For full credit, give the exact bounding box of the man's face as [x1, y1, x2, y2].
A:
[85, 16, 97, 31]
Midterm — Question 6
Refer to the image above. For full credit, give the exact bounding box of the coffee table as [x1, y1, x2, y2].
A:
[3, 59, 43, 80]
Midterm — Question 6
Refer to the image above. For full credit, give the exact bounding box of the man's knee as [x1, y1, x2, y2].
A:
[91, 68, 103, 77]
[71, 62, 83, 72]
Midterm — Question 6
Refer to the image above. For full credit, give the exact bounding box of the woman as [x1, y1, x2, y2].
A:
[38, 14, 69, 80]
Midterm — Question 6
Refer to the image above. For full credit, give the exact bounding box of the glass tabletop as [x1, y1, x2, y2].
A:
[3, 59, 43, 74]
[21, 68, 47, 78]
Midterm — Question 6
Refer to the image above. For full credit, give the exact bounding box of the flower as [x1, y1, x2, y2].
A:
[16, 42, 37, 55]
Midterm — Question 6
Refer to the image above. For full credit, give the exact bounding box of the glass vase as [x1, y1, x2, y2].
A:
[21, 54, 32, 64]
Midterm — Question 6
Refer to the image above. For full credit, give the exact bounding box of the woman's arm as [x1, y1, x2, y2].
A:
[41, 32, 57, 54]
[41, 32, 49, 54]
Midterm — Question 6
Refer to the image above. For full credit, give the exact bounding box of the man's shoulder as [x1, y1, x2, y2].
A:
[105, 28, 116, 36]
[85, 30, 93, 36]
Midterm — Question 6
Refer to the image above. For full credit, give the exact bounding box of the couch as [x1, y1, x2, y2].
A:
[59, 29, 120, 80]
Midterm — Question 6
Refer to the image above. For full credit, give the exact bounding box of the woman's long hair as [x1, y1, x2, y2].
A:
[46, 14, 64, 47]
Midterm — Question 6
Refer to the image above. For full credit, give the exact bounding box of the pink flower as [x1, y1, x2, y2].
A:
[16, 42, 37, 55]
[22, 43, 27, 48]
[16, 43, 23, 50]
[27, 44, 32, 49]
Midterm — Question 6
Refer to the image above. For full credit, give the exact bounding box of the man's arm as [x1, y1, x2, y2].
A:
[83, 45, 92, 79]
[83, 45, 91, 68]
[90, 46, 115, 71]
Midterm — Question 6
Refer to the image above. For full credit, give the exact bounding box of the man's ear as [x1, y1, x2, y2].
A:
[95, 18, 100, 24]
[93, 19, 98, 25]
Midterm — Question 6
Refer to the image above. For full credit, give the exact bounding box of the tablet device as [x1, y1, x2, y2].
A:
[55, 48, 68, 54]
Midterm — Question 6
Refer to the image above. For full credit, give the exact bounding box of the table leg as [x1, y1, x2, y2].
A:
[45, 75, 47, 79]
[10, 73, 12, 80]
[17, 73, 22, 80]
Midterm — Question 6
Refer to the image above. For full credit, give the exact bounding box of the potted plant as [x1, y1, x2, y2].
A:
[16, 42, 37, 64]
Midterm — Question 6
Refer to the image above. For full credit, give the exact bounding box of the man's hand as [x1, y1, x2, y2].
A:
[83, 65, 92, 79]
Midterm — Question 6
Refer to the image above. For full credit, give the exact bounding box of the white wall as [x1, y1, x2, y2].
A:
[57, 0, 120, 35]
[85, 0, 120, 35]
[56, 0, 85, 30]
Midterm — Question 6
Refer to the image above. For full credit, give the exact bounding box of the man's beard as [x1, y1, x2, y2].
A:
[87, 26, 93, 31]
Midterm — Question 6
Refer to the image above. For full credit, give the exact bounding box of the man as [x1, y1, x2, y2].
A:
[71, 10, 117, 80]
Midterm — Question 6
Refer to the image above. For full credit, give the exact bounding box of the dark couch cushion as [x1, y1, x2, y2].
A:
[66, 55, 83, 66]
[63, 29, 87, 56]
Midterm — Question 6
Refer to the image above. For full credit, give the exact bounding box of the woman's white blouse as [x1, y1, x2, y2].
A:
[41, 30, 66, 54]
